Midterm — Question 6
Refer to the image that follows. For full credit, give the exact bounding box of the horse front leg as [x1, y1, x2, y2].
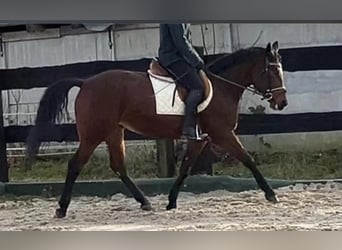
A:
[215, 131, 278, 203]
[166, 139, 209, 210]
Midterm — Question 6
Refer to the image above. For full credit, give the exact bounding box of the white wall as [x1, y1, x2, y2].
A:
[112, 24, 232, 60]
[2, 23, 342, 152]
[233, 24, 342, 49]
[1, 23, 232, 125]
[2, 31, 113, 125]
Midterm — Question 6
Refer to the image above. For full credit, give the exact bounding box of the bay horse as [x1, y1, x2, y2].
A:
[26, 41, 287, 218]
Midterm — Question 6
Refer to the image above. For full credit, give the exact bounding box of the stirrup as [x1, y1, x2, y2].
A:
[181, 125, 208, 141]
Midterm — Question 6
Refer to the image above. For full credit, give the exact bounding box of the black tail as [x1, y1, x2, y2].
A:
[26, 78, 83, 160]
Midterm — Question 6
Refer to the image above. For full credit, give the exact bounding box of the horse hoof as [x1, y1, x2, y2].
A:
[55, 208, 66, 218]
[166, 202, 177, 210]
[266, 194, 279, 203]
[141, 203, 152, 211]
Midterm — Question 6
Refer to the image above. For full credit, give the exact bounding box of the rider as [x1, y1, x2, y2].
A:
[158, 23, 207, 140]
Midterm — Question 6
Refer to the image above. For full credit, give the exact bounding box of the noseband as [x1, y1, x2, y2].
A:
[256, 61, 287, 100]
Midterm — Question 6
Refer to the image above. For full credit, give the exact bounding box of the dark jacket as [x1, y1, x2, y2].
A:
[158, 24, 204, 69]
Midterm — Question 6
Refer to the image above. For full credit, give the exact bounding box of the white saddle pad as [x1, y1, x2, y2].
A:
[147, 70, 213, 115]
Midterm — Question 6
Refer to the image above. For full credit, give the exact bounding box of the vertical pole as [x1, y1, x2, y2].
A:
[229, 23, 240, 52]
[156, 139, 175, 177]
[0, 91, 8, 182]
[111, 28, 117, 61]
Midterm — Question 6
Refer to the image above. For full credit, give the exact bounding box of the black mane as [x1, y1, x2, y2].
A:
[207, 47, 265, 74]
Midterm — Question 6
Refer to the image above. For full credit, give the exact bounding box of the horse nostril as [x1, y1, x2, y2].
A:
[277, 100, 288, 110]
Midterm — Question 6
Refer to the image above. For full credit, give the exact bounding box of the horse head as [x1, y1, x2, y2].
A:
[250, 41, 288, 111]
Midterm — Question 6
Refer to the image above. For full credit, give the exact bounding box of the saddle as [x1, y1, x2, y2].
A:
[148, 58, 211, 102]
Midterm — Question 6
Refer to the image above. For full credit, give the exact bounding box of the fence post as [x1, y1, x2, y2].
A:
[156, 139, 175, 177]
[0, 92, 8, 182]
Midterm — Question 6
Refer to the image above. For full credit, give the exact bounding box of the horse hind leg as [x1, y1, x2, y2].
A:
[56, 140, 99, 218]
[106, 128, 152, 211]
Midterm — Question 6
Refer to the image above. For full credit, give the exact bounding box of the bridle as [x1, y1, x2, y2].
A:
[207, 56, 287, 100]
[257, 57, 287, 99]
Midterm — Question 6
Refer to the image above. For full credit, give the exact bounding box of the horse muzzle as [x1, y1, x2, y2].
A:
[268, 97, 288, 110]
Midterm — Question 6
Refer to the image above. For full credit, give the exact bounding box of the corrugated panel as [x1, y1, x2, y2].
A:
[5, 32, 112, 68]
[235, 23, 342, 48]
[0, 54, 9, 123]
[95, 31, 114, 60]
[114, 27, 159, 60]
[4, 32, 113, 125]
[190, 24, 231, 54]
[114, 24, 231, 60]
[2, 28, 60, 43]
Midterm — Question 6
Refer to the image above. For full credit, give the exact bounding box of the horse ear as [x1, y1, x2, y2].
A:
[266, 42, 271, 53]
[272, 41, 279, 52]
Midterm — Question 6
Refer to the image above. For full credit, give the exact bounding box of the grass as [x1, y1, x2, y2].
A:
[8, 144, 159, 182]
[7, 146, 342, 182]
[214, 149, 342, 180]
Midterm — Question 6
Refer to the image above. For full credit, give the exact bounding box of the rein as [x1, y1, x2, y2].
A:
[207, 71, 264, 97]
[206, 59, 286, 100]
